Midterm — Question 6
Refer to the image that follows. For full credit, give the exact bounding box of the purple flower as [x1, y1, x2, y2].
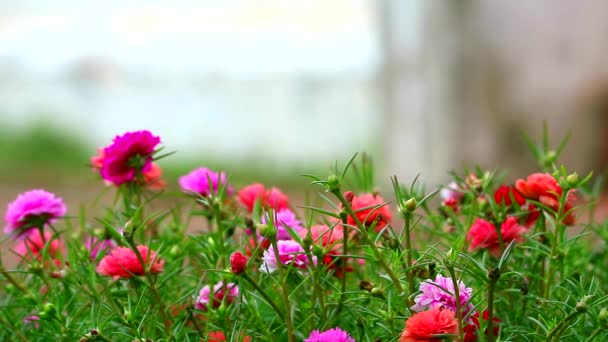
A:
[261, 240, 316, 273]
[100, 130, 161, 185]
[195, 281, 239, 311]
[23, 315, 40, 329]
[85, 237, 117, 259]
[261, 209, 305, 240]
[4, 189, 67, 237]
[305, 327, 355, 342]
[412, 274, 474, 320]
[440, 182, 464, 202]
[179, 167, 233, 197]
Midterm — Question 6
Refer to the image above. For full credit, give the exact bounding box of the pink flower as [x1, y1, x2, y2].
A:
[261, 240, 316, 273]
[99, 130, 161, 185]
[400, 308, 459, 342]
[179, 167, 233, 197]
[23, 315, 40, 329]
[261, 209, 304, 240]
[345, 193, 392, 233]
[4, 189, 66, 237]
[195, 281, 239, 311]
[467, 217, 527, 257]
[515, 173, 576, 225]
[85, 237, 117, 260]
[441, 182, 464, 203]
[15, 230, 62, 259]
[92, 147, 165, 189]
[304, 327, 355, 342]
[238, 183, 290, 212]
[302, 224, 345, 252]
[96, 245, 164, 279]
[412, 274, 474, 320]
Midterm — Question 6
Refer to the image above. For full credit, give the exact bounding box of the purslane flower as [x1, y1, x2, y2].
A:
[467, 217, 527, 257]
[304, 327, 355, 342]
[400, 307, 459, 342]
[260, 240, 316, 273]
[99, 130, 161, 185]
[412, 274, 474, 320]
[15, 230, 62, 259]
[261, 209, 304, 240]
[4, 189, 67, 237]
[515, 172, 576, 225]
[238, 183, 290, 212]
[92, 147, 165, 189]
[345, 193, 392, 233]
[195, 281, 239, 311]
[179, 167, 233, 197]
[85, 237, 117, 260]
[96, 246, 164, 279]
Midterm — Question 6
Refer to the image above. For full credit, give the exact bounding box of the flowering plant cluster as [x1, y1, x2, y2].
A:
[1, 129, 607, 341]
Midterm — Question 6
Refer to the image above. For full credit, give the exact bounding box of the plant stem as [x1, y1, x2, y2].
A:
[446, 266, 465, 341]
[270, 239, 295, 342]
[546, 310, 579, 341]
[332, 190, 405, 295]
[334, 215, 349, 319]
[0, 264, 29, 295]
[242, 273, 284, 319]
[403, 213, 415, 305]
[486, 268, 500, 342]
[585, 327, 603, 342]
[214, 211, 227, 268]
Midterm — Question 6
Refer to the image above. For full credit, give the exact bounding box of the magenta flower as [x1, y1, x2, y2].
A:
[23, 315, 40, 329]
[261, 240, 316, 273]
[4, 189, 66, 237]
[412, 274, 474, 320]
[85, 237, 117, 259]
[100, 130, 160, 185]
[304, 327, 355, 342]
[261, 209, 305, 240]
[195, 281, 239, 311]
[179, 167, 233, 197]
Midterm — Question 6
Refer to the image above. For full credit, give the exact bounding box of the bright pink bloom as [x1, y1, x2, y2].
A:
[85, 237, 117, 259]
[195, 281, 239, 311]
[179, 167, 233, 197]
[346, 193, 392, 233]
[412, 274, 474, 320]
[92, 147, 165, 189]
[400, 308, 459, 342]
[15, 230, 62, 259]
[99, 130, 160, 185]
[96, 245, 164, 279]
[238, 183, 290, 212]
[304, 327, 355, 342]
[207, 331, 251, 342]
[440, 182, 464, 206]
[303, 224, 345, 252]
[4, 189, 66, 236]
[261, 209, 304, 240]
[23, 315, 40, 329]
[261, 240, 316, 273]
[467, 217, 527, 257]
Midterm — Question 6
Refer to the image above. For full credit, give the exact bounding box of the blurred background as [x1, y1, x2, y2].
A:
[1, 0, 608, 205]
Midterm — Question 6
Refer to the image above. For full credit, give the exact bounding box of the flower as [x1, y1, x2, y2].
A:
[85, 237, 117, 260]
[441, 182, 464, 206]
[179, 167, 233, 197]
[261, 209, 304, 240]
[467, 217, 527, 257]
[23, 315, 40, 329]
[260, 240, 316, 273]
[346, 193, 392, 233]
[304, 327, 355, 342]
[303, 224, 345, 252]
[92, 147, 165, 189]
[230, 252, 248, 275]
[400, 308, 459, 342]
[412, 274, 474, 319]
[15, 230, 62, 259]
[464, 310, 501, 342]
[207, 331, 251, 342]
[238, 183, 290, 212]
[96, 246, 164, 279]
[99, 130, 161, 185]
[195, 282, 239, 311]
[515, 172, 576, 225]
[494, 185, 525, 206]
[4, 189, 67, 237]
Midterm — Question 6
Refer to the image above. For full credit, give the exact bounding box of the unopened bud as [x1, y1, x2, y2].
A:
[520, 277, 529, 295]
[258, 224, 276, 240]
[403, 198, 417, 213]
[575, 301, 588, 313]
[312, 244, 324, 257]
[229, 252, 248, 275]
[371, 287, 385, 298]
[566, 172, 579, 186]
[169, 245, 180, 256]
[543, 150, 557, 166]
[599, 308, 608, 327]
[359, 281, 374, 292]
[327, 174, 340, 192]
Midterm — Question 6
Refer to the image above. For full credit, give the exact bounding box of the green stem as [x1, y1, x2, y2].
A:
[0, 265, 29, 295]
[404, 213, 415, 305]
[214, 210, 227, 268]
[334, 215, 349, 319]
[270, 239, 295, 342]
[332, 190, 405, 294]
[446, 266, 465, 341]
[486, 269, 500, 342]
[242, 273, 284, 319]
[585, 327, 603, 342]
[546, 310, 579, 341]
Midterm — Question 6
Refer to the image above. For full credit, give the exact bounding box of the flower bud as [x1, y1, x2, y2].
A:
[544, 150, 557, 164]
[312, 244, 324, 258]
[258, 224, 276, 241]
[599, 308, 608, 327]
[169, 245, 180, 257]
[403, 198, 417, 212]
[371, 287, 385, 298]
[566, 172, 579, 186]
[327, 174, 340, 192]
[575, 301, 588, 313]
[359, 281, 374, 292]
[230, 252, 248, 275]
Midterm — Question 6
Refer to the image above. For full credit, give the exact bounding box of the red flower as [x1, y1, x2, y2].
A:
[346, 193, 392, 233]
[208, 331, 251, 342]
[494, 185, 525, 206]
[464, 310, 501, 342]
[245, 237, 270, 257]
[96, 246, 164, 279]
[515, 173, 576, 225]
[230, 252, 248, 275]
[467, 217, 527, 257]
[238, 183, 290, 212]
[400, 308, 459, 342]
[15, 230, 62, 260]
